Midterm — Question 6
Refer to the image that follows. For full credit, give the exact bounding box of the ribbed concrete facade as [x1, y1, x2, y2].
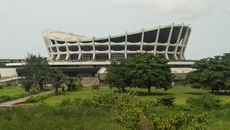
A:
[43, 23, 191, 61]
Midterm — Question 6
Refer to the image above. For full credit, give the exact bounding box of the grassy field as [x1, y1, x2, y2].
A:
[1, 86, 230, 130]
[32, 86, 230, 105]
[0, 85, 28, 103]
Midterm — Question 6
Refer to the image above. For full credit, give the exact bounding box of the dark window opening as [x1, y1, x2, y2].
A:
[168, 54, 175, 60]
[111, 36, 125, 43]
[95, 39, 108, 43]
[81, 54, 93, 60]
[158, 27, 170, 43]
[59, 46, 67, 52]
[81, 41, 92, 43]
[59, 54, 67, 60]
[69, 46, 79, 51]
[127, 45, 140, 51]
[180, 27, 188, 41]
[111, 53, 125, 60]
[52, 55, 57, 60]
[67, 41, 77, 44]
[143, 45, 155, 51]
[170, 26, 181, 44]
[57, 41, 65, 44]
[168, 46, 175, 52]
[143, 30, 157, 43]
[177, 47, 182, 52]
[111, 45, 125, 51]
[52, 47, 57, 52]
[157, 46, 166, 51]
[69, 54, 79, 60]
[127, 33, 142, 43]
[177, 54, 181, 59]
[95, 45, 108, 51]
[95, 54, 108, 60]
[50, 39, 56, 45]
[81, 46, 93, 51]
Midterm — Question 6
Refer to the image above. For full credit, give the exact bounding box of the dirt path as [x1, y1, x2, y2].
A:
[0, 91, 53, 108]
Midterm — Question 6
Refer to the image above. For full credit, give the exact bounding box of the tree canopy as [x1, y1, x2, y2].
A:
[106, 53, 172, 93]
[186, 53, 230, 93]
[24, 54, 50, 91]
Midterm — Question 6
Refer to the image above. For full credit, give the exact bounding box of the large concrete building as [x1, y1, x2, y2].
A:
[6, 23, 194, 86]
[43, 23, 191, 61]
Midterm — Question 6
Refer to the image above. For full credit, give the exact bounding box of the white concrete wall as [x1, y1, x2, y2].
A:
[0, 68, 17, 77]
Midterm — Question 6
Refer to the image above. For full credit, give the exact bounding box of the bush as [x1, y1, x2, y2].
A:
[0, 95, 12, 102]
[91, 90, 119, 108]
[0, 84, 3, 89]
[156, 96, 175, 107]
[186, 94, 221, 110]
[92, 84, 100, 89]
[147, 112, 208, 130]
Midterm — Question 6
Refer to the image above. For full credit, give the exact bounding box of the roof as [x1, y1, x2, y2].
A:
[43, 31, 90, 42]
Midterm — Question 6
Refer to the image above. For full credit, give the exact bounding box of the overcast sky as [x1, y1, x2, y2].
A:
[0, 0, 229, 59]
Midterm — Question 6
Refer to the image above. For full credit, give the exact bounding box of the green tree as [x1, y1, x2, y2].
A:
[186, 53, 230, 93]
[49, 69, 66, 94]
[24, 54, 50, 91]
[106, 53, 172, 93]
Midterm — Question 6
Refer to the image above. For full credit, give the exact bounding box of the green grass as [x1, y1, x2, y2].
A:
[0, 105, 127, 130]
[2, 86, 230, 129]
[0, 86, 28, 103]
[35, 86, 230, 106]
[129, 87, 211, 105]
[36, 87, 105, 105]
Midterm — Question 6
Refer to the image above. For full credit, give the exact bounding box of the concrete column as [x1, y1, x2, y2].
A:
[65, 41, 70, 60]
[154, 25, 160, 56]
[165, 23, 174, 60]
[140, 28, 144, 52]
[55, 40, 61, 60]
[180, 26, 190, 60]
[45, 38, 53, 61]
[108, 35, 111, 60]
[125, 32, 128, 59]
[77, 39, 81, 60]
[174, 24, 184, 60]
[92, 37, 96, 60]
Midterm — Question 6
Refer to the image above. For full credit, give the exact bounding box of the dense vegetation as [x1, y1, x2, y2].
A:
[1, 87, 230, 130]
[106, 53, 172, 93]
[187, 53, 230, 93]
[23, 54, 80, 94]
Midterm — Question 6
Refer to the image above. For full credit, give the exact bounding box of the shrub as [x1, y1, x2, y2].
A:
[147, 112, 208, 130]
[92, 84, 100, 89]
[0, 84, 3, 89]
[156, 95, 175, 107]
[91, 90, 119, 108]
[186, 94, 221, 110]
[0, 95, 11, 102]
[60, 99, 72, 106]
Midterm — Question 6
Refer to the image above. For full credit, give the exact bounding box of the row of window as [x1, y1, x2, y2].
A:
[49, 27, 189, 44]
[51, 53, 183, 61]
[50, 46, 183, 52]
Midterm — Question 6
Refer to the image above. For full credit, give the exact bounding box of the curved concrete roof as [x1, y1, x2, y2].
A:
[43, 31, 90, 42]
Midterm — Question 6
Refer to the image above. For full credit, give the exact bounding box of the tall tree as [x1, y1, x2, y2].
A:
[186, 53, 230, 93]
[24, 54, 50, 91]
[49, 69, 66, 94]
[106, 53, 172, 93]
